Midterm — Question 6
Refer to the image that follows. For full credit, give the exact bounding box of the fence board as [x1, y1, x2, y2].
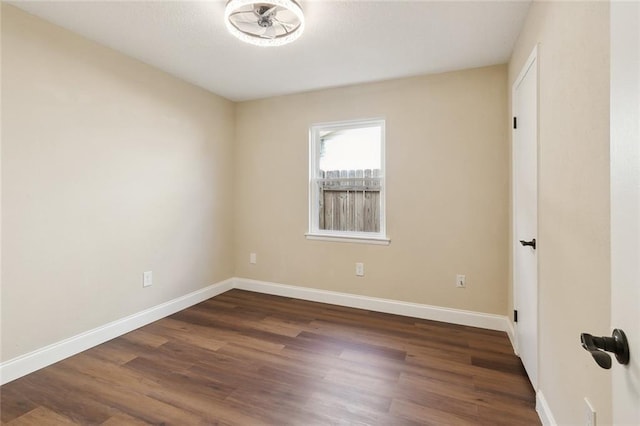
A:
[318, 169, 381, 232]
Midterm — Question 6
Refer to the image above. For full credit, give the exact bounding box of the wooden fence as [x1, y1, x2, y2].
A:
[318, 169, 381, 232]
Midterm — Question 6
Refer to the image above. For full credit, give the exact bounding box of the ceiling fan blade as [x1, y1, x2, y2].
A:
[261, 25, 277, 39]
[273, 17, 295, 33]
[274, 18, 295, 28]
[234, 21, 259, 33]
[262, 5, 278, 17]
[230, 11, 256, 24]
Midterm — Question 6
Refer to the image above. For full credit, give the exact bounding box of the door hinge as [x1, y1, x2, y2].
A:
[514, 310, 518, 323]
[513, 116, 517, 129]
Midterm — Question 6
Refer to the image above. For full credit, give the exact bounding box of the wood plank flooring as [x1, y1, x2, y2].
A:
[1, 290, 540, 425]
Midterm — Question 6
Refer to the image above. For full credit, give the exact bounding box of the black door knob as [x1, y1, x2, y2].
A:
[580, 329, 630, 369]
[519, 238, 536, 249]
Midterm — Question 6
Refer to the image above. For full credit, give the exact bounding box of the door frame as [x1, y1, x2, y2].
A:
[511, 45, 539, 388]
[610, 2, 640, 422]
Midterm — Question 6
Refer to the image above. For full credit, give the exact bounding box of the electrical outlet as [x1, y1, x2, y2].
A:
[143, 271, 153, 288]
[355, 262, 364, 277]
[249, 253, 257, 264]
[584, 398, 596, 426]
[456, 274, 466, 288]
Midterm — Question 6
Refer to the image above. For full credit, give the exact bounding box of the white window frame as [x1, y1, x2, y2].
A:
[306, 118, 389, 245]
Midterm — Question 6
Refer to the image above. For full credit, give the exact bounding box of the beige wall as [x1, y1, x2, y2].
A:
[509, 1, 611, 424]
[1, 5, 235, 362]
[234, 66, 509, 315]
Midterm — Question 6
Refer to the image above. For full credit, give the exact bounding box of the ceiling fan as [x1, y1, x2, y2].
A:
[224, 0, 305, 47]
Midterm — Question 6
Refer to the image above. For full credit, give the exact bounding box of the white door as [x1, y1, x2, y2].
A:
[610, 2, 640, 423]
[513, 47, 538, 389]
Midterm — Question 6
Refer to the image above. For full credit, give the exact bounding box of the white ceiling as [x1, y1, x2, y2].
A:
[8, 1, 531, 101]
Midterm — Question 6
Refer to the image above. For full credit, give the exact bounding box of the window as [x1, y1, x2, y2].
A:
[307, 118, 388, 244]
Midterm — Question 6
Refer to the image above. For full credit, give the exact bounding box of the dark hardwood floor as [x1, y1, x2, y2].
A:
[1, 289, 540, 425]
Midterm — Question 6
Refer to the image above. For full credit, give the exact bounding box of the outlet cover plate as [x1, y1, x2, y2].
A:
[143, 271, 153, 287]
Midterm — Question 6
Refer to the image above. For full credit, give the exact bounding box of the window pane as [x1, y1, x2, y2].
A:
[313, 122, 383, 234]
[319, 126, 381, 172]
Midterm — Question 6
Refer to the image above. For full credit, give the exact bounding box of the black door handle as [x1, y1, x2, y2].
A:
[580, 329, 630, 369]
[519, 238, 536, 249]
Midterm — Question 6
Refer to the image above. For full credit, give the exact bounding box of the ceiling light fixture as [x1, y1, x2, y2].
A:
[224, 0, 305, 47]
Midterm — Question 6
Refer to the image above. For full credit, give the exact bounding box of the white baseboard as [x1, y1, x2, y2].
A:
[1, 276, 514, 386]
[234, 277, 510, 332]
[0, 278, 234, 385]
[536, 390, 557, 426]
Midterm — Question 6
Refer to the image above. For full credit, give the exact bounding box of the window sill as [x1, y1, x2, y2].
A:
[305, 233, 391, 245]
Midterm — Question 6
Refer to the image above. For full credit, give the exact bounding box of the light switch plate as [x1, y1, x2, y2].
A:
[584, 398, 596, 426]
